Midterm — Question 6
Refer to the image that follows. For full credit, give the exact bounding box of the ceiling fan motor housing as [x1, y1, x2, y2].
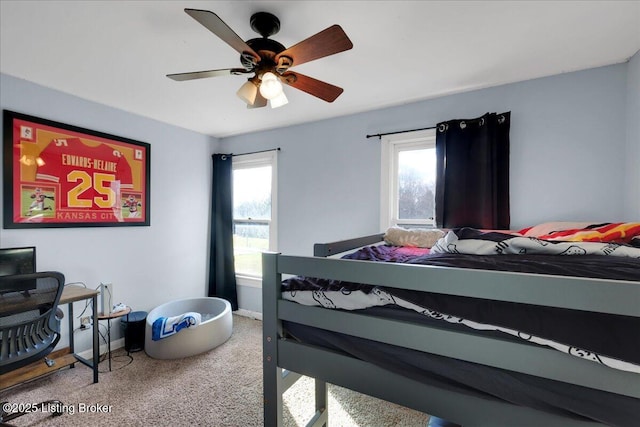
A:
[250, 12, 280, 37]
[241, 37, 286, 69]
[240, 12, 289, 70]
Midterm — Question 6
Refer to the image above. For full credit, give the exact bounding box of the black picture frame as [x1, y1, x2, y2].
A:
[3, 110, 150, 228]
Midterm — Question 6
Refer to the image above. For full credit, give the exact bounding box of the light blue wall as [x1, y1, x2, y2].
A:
[0, 73, 218, 350]
[1, 57, 635, 319]
[625, 50, 640, 220]
[221, 63, 631, 259]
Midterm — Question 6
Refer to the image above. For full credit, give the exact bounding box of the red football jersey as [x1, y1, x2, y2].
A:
[36, 137, 133, 210]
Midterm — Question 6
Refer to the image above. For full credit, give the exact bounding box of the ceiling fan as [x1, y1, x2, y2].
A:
[167, 9, 353, 109]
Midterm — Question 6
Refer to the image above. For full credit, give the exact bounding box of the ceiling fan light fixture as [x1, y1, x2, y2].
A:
[236, 79, 259, 105]
[259, 72, 284, 100]
[269, 90, 288, 108]
[170, 9, 352, 109]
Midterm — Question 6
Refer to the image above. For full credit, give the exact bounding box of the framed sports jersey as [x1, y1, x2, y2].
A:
[3, 110, 150, 228]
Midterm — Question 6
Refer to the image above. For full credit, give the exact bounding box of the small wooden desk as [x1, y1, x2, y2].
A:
[0, 285, 100, 390]
[98, 307, 131, 372]
[60, 285, 100, 383]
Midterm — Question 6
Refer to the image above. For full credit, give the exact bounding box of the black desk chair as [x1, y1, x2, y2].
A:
[0, 272, 66, 425]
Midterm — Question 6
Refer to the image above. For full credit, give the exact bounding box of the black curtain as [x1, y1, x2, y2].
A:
[435, 112, 510, 229]
[208, 154, 238, 310]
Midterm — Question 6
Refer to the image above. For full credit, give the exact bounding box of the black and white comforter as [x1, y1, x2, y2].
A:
[282, 229, 640, 373]
[431, 227, 640, 258]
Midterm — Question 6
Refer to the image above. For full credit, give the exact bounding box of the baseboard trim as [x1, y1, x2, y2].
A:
[76, 313, 262, 360]
[235, 309, 262, 321]
[77, 338, 125, 360]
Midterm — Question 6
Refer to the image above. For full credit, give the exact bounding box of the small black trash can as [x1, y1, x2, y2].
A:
[121, 311, 147, 352]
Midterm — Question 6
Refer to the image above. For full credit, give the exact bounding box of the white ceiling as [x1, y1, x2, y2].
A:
[1, 1, 639, 138]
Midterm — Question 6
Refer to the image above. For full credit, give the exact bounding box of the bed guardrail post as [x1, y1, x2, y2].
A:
[314, 378, 328, 426]
[263, 252, 283, 427]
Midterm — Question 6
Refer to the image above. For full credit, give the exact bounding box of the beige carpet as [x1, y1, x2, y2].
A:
[1, 315, 429, 426]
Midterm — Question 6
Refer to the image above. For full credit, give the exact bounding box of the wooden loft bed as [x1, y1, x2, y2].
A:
[262, 231, 639, 427]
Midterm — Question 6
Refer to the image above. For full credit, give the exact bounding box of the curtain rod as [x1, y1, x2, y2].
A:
[366, 126, 437, 140]
[230, 147, 280, 157]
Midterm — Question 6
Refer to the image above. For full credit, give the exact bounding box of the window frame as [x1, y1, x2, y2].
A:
[380, 129, 437, 230]
[232, 150, 278, 287]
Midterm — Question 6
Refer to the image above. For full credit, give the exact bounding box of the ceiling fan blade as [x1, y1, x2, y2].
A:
[167, 68, 249, 81]
[184, 9, 261, 63]
[281, 72, 344, 103]
[275, 25, 353, 67]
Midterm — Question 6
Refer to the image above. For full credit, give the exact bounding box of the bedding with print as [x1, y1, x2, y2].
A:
[517, 221, 640, 243]
[431, 226, 640, 258]
[282, 229, 640, 371]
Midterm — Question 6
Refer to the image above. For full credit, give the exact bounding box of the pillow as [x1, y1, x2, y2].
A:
[384, 226, 445, 248]
[519, 222, 640, 244]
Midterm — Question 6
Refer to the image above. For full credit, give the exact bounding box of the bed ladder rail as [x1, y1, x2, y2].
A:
[308, 377, 328, 427]
[264, 252, 328, 427]
[282, 369, 328, 426]
[266, 366, 328, 426]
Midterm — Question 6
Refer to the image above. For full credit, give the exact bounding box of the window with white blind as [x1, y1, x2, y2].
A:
[380, 129, 437, 230]
[232, 151, 277, 285]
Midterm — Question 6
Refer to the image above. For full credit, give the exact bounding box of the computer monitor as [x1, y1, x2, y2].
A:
[0, 246, 36, 276]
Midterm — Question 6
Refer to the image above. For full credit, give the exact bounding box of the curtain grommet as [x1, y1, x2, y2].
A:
[459, 121, 467, 129]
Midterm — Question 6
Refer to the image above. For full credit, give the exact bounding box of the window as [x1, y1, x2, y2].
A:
[380, 129, 437, 230]
[232, 151, 277, 285]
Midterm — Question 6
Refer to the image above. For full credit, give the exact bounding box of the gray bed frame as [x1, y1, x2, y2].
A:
[262, 233, 640, 427]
